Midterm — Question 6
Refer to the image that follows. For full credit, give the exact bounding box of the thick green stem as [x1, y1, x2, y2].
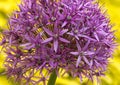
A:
[47, 70, 57, 85]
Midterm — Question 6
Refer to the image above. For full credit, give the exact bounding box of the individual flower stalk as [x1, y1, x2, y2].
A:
[0, 0, 116, 85]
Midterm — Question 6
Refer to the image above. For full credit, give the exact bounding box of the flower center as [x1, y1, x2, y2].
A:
[58, 7, 63, 14]
[36, 44, 41, 48]
[26, 27, 31, 31]
[18, 38, 22, 43]
[67, 15, 72, 20]
[54, 34, 59, 39]
[28, 49, 33, 53]
[79, 52, 84, 56]
[39, 23, 43, 28]
[60, 44, 64, 49]
[37, 60, 41, 65]
[16, 54, 21, 58]
[74, 29, 78, 34]
[34, 16, 39, 20]
[51, 17, 56, 21]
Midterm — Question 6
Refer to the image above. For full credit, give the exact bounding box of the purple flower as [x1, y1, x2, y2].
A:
[70, 40, 95, 67]
[67, 26, 96, 41]
[0, 0, 116, 84]
[42, 27, 70, 52]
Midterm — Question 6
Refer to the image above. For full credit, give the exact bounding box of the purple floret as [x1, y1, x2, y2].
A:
[0, 0, 116, 84]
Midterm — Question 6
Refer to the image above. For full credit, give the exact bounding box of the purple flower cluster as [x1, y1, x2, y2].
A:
[0, 0, 115, 84]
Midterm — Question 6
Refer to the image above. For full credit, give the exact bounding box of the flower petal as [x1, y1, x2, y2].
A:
[54, 40, 58, 52]
[43, 27, 53, 36]
[90, 60, 93, 68]
[28, 0, 32, 9]
[9, 35, 12, 45]
[67, 32, 74, 36]
[60, 29, 68, 35]
[83, 56, 90, 65]
[83, 40, 90, 50]
[61, 21, 67, 28]
[59, 37, 70, 43]
[84, 51, 94, 55]
[70, 52, 79, 55]
[80, 27, 89, 32]
[97, 29, 108, 36]
[78, 1, 83, 10]
[75, 35, 79, 40]
[78, 34, 96, 41]
[75, 0, 78, 3]
[42, 37, 53, 44]
[99, 22, 107, 28]
[94, 32, 99, 41]
[76, 55, 81, 67]
[61, 3, 72, 10]
[76, 40, 81, 51]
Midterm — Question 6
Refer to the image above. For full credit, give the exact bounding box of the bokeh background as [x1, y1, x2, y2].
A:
[0, 0, 120, 85]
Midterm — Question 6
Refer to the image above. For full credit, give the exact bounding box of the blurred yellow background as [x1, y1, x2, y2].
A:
[0, 0, 120, 85]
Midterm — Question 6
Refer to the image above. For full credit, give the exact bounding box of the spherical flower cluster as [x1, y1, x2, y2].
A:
[0, 0, 115, 85]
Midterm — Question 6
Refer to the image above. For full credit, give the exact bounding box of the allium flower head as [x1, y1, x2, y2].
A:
[0, 0, 116, 84]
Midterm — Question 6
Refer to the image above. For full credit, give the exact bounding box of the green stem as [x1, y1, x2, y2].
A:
[47, 70, 57, 85]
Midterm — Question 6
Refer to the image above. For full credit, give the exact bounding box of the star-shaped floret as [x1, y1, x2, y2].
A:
[42, 27, 70, 52]
[70, 40, 94, 67]
[67, 27, 96, 41]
